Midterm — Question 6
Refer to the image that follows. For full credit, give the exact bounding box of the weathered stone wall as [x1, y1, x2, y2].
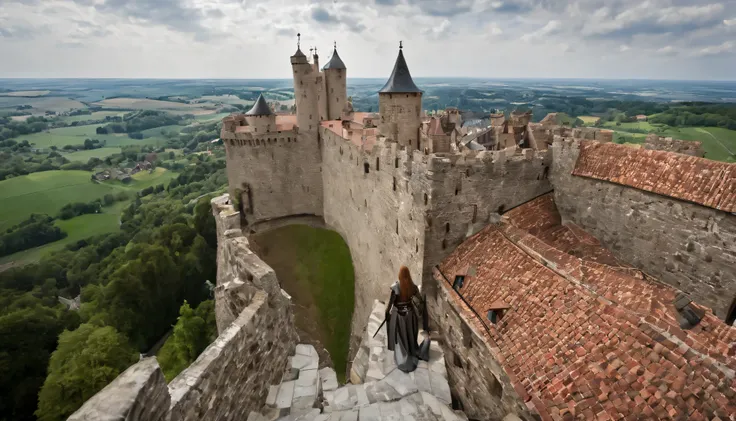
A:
[321, 128, 428, 358]
[551, 138, 736, 319]
[426, 279, 536, 421]
[378, 92, 422, 149]
[324, 68, 347, 120]
[420, 148, 553, 299]
[67, 196, 298, 421]
[222, 129, 324, 226]
[68, 358, 170, 421]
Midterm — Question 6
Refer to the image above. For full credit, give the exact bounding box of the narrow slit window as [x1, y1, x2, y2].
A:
[453, 275, 464, 291]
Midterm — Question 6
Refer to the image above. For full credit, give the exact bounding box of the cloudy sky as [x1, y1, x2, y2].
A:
[1, 0, 735, 80]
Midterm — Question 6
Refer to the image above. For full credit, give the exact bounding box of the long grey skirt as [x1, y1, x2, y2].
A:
[387, 303, 427, 372]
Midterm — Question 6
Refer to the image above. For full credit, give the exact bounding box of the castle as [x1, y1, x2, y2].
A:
[69, 39, 735, 421]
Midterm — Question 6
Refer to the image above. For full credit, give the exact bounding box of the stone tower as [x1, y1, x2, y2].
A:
[322, 42, 348, 121]
[291, 34, 319, 133]
[378, 42, 423, 149]
[244, 93, 275, 133]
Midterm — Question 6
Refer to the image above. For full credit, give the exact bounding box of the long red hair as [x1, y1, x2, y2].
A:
[398, 266, 416, 302]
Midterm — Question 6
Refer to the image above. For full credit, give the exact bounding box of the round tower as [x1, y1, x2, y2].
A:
[378, 42, 423, 149]
[323, 42, 347, 121]
[291, 34, 319, 132]
[244, 93, 275, 133]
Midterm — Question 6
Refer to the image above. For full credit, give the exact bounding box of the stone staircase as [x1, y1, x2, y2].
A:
[248, 301, 467, 421]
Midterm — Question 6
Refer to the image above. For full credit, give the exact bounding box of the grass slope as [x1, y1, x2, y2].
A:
[253, 225, 355, 382]
[62, 147, 122, 162]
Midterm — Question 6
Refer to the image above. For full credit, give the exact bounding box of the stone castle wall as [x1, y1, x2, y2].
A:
[222, 129, 324, 226]
[420, 148, 553, 299]
[320, 128, 428, 358]
[426, 279, 536, 421]
[68, 197, 298, 421]
[378, 92, 422, 148]
[551, 138, 736, 319]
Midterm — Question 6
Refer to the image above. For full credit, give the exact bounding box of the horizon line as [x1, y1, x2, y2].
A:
[2, 76, 736, 83]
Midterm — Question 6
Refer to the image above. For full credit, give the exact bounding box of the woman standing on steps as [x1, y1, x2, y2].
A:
[384, 266, 430, 373]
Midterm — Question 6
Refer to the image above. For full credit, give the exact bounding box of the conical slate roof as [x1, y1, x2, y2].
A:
[292, 47, 306, 58]
[379, 48, 422, 94]
[245, 94, 273, 116]
[322, 47, 346, 70]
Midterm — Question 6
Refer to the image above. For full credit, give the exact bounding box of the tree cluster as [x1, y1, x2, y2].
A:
[0, 157, 225, 421]
[0, 214, 67, 257]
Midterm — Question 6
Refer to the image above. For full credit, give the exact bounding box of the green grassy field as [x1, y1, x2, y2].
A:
[58, 111, 125, 123]
[130, 167, 178, 189]
[0, 211, 122, 266]
[14, 123, 169, 148]
[252, 225, 355, 382]
[604, 121, 736, 162]
[62, 147, 122, 162]
[578, 116, 600, 124]
[0, 168, 177, 265]
[0, 170, 120, 231]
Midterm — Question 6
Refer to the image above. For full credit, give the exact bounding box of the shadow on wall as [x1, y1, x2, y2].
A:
[250, 224, 355, 383]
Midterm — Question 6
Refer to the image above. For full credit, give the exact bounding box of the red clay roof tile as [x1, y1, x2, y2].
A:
[437, 194, 736, 421]
[572, 141, 736, 213]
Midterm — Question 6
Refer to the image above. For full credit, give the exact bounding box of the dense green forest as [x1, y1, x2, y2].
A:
[0, 157, 226, 421]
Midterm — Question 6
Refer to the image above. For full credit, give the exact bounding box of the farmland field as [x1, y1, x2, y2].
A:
[92, 97, 210, 111]
[0, 211, 121, 267]
[0, 167, 178, 265]
[0, 170, 118, 230]
[578, 116, 600, 124]
[62, 147, 122, 162]
[16, 123, 170, 148]
[0, 90, 50, 97]
[58, 111, 125, 123]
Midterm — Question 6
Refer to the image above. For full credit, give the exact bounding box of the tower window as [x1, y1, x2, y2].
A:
[396, 220, 399, 235]
[453, 275, 464, 291]
[726, 296, 736, 325]
[376, 157, 380, 171]
[393, 177, 396, 191]
[424, 193, 428, 206]
[364, 162, 370, 174]
[395, 157, 399, 168]
[445, 223, 450, 234]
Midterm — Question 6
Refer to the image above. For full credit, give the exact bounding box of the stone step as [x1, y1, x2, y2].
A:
[264, 344, 322, 418]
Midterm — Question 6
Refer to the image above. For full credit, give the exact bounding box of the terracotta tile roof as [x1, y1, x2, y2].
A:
[320, 120, 377, 151]
[437, 196, 736, 421]
[503, 194, 628, 269]
[572, 141, 736, 213]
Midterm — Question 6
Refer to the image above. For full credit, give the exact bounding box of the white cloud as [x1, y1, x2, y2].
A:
[694, 41, 736, 56]
[520, 20, 560, 42]
[0, 0, 735, 79]
[656, 45, 677, 56]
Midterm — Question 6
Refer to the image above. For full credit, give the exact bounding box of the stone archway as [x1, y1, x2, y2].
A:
[249, 222, 355, 382]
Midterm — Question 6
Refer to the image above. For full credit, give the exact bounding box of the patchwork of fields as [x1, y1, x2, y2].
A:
[0, 168, 177, 266]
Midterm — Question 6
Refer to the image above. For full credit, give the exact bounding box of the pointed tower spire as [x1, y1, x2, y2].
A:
[293, 33, 305, 58]
[245, 93, 273, 116]
[379, 41, 421, 93]
[323, 41, 346, 70]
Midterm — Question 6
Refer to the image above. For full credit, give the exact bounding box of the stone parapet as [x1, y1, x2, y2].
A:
[67, 357, 170, 421]
[67, 195, 298, 421]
